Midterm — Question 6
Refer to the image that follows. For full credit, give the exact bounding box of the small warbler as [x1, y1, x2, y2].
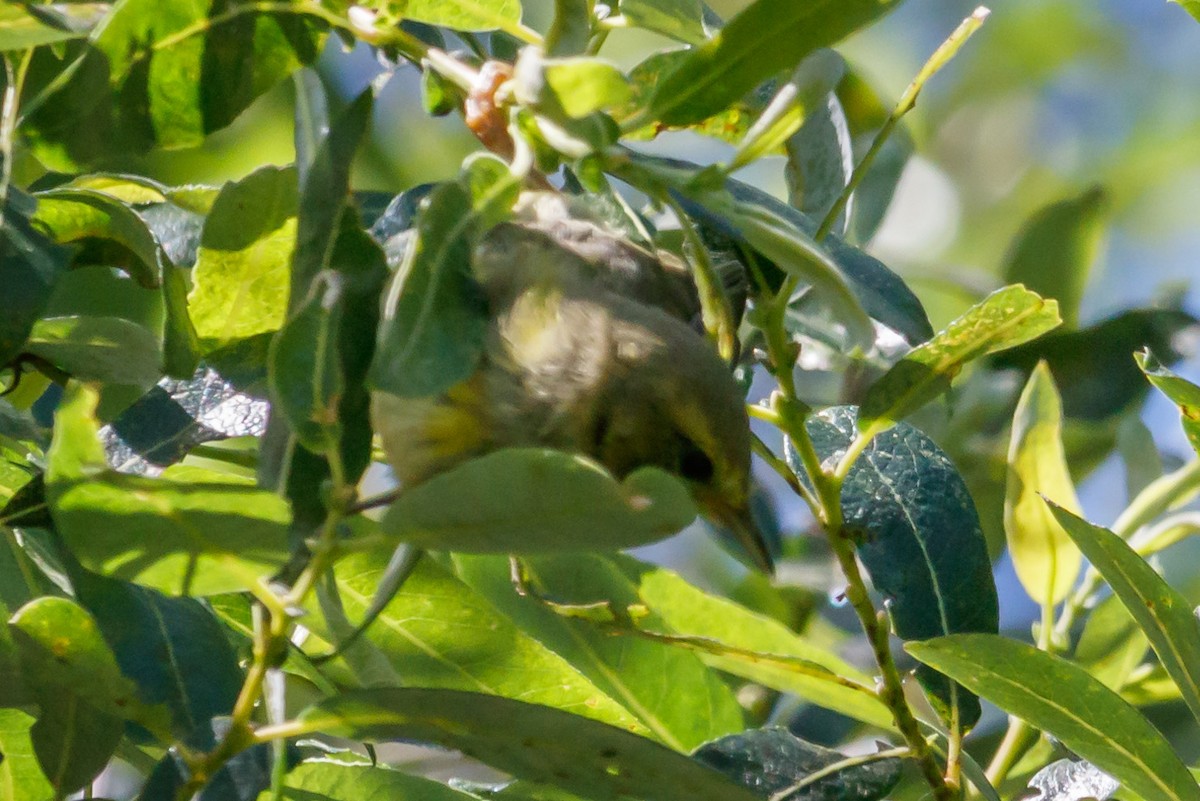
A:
[372, 191, 773, 573]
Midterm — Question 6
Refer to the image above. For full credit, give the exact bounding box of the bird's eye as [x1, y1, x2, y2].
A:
[679, 443, 714, 483]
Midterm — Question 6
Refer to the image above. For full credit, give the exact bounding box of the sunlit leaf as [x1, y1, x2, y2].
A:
[908, 634, 1200, 801]
[453, 553, 745, 750]
[859, 285, 1061, 436]
[1050, 503, 1200, 727]
[0, 709, 53, 801]
[1136, 350, 1200, 457]
[256, 761, 478, 800]
[24, 316, 161, 386]
[1004, 363, 1082, 605]
[646, 0, 903, 126]
[380, 448, 696, 553]
[294, 688, 765, 800]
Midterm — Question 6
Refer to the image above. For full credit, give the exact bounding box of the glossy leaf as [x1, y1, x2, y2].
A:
[646, 0, 902, 126]
[991, 307, 1197, 421]
[1050, 503, 1200, 726]
[693, 727, 903, 801]
[1005, 363, 1082, 605]
[256, 761, 477, 800]
[380, 448, 696, 553]
[47, 384, 290, 594]
[628, 561, 895, 729]
[859, 285, 1061, 435]
[1002, 187, 1109, 330]
[453, 553, 744, 750]
[798, 406, 999, 728]
[908, 634, 1200, 801]
[0, 709, 52, 801]
[368, 180, 490, 398]
[9, 598, 137, 794]
[73, 570, 242, 738]
[294, 688, 765, 801]
[0, 201, 71, 369]
[1028, 758, 1120, 801]
[670, 184, 873, 348]
[620, 0, 708, 45]
[312, 549, 642, 732]
[658, 167, 932, 346]
[1136, 350, 1200, 456]
[101, 366, 269, 474]
[190, 166, 299, 352]
[24, 316, 161, 386]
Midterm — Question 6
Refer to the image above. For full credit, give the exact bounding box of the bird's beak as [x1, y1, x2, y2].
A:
[703, 496, 776, 575]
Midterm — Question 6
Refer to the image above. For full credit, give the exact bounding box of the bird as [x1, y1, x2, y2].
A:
[371, 190, 774, 573]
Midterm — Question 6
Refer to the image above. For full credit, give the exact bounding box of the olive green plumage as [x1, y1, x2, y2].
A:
[372, 191, 772, 572]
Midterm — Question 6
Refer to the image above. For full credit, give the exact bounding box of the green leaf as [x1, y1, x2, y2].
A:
[0, 200, 72, 369]
[1074, 593, 1148, 691]
[24, 316, 162, 386]
[1004, 363, 1082, 605]
[140, 717, 289, 800]
[732, 49, 845, 171]
[9, 598, 139, 794]
[1175, 0, 1200, 22]
[1050, 503, 1200, 727]
[798, 406, 999, 728]
[1002, 187, 1109, 330]
[545, 0, 591, 55]
[269, 275, 345, 454]
[646, 0, 902, 126]
[0, 709, 53, 801]
[1136, 350, 1200, 456]
[692, 728, 903, 801]
[907, 634, 1200, 801]
[368, 181, 490, 398]
[453, 554, 744, 751]
[784, 65, 852, 231]
[629, 562, 895, 729]
[46, 384, 290, 595]
[190, 166, 299, 352]
[363, 0, 522, 31]
[256, 761, 478, 800]
[667, 183, 873, 349]
[541, 58, 633, 119]
[619, 0, 708, 45]
[859, 285, 1061, 436]
[72, 570, 243, 738]
[0, 3, 106, 50]
[380, 448, 696, 553]
[294, 688, 765, 801]
[837, 69, 912, 244]
[94, 0, 319, 150]
[990, 308, 1198, 422]
[34, 187, 164, 287]
[660, 167, 932, 346]
[1027, 758, 1119, 801]
[313, 550, 644, 733]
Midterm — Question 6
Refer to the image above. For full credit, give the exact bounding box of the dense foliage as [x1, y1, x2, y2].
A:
[1, 1, 1199, 800]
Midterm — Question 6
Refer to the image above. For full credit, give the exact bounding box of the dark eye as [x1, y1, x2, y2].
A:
[679, 443, 714, 483]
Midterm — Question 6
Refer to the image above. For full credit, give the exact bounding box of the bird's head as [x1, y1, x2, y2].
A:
[588, 309, 773, 573]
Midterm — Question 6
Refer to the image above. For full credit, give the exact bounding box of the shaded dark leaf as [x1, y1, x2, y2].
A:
[0, 197, 72, 369]
[693, 727, 903, 801]
[794, 406, 999, 728]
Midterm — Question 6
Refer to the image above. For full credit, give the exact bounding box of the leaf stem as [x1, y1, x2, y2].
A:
[814, 6, 990, 243]
[983, 716, 1033, 787]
